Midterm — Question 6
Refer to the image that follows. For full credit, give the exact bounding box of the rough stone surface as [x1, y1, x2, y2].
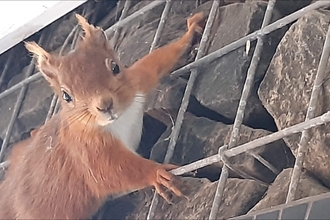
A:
[95, 177, 267, 220]
[192, 2, 284, 129]
[151, 113, 294, 183]
[245, 0, 313, 17]
[258, 10, 330, 187]
[250, 168, 330, 212]
[273, 0, 313, 16]
[144, 77, 186, 126]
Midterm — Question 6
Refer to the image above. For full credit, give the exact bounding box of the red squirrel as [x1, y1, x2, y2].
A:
[0, 13, 205, 219]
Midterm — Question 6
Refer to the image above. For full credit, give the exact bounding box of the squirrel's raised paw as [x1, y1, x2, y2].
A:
[187, 12, 206, 35]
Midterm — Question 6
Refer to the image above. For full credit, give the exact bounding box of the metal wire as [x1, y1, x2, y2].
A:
[147, 1, 220, 219]
[170, 110, 330, 176]
[144, 3, 180, 218]
[164, 0, 219, 174]
[145, 0, 180, 218]
[249, 151, 280, 175]
[0, 33, 47, 162]
[286, 23, 330, 203]
[170, 0, 330, 78]
[209, 1, 276, 218]
[112, 0, 132, 48]
[149, 0, 173, 52]
[0, 160, 8, 170]
[0, 73, 42, 100]
[225, 111, 330, 157]
[0, 51, 14, 89]
[105, 0, 166, 36]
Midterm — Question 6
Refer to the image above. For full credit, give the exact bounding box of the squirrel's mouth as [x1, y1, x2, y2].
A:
[99, 111, 119, 124]
[107, 112, 119, 122]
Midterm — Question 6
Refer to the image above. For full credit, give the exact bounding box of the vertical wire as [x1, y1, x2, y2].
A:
[147, 1, 219, 219]
[286, 23, 330, 203]
[209, 1, 276, 219]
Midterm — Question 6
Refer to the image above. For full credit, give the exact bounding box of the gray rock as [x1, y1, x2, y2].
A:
[258, 10, 330, 187]
[250, 168, 330, 212]
[192, 1, 284, 129]
[151, 113, 294, 183]
[0, 70, 53, 144]
[273, 0, 312, 17]
[245, 0, 313, 17]
[46, 14, 77, 53]
[144, 77, 186, 126]
[96, 177, 267, 219]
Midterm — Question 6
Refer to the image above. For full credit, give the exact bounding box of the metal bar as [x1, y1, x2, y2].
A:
[1, 0, 329, 103]
[164, 0, 218, 168]
[225, 111, 330, 157]
[286, 23, 330, 203]
[248, 151, 279, 175]
[0, 51, 14, 89]
[112, 0, 132, 48]
[148, 1, 220, 219]
[53, 97, 61, 115]
[0, 73, 42, 100]
[169, 110, 330, 176]
[170, 0, 330, 78]
[105, 0, 166, 36]
[0, 160, 8, 170]
[145, 1, 176, 218]
[149, 0, 173, 52]
[209, 0, 276, 218]
[304, 201, 313, 220]
[0, 34, 46, 162]
[96, 1, 122, 28]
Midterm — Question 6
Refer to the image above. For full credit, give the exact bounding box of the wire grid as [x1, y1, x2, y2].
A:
[0, 0, 330, 219]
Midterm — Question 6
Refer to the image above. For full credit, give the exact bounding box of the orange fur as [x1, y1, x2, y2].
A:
[0, 13, 205, 219]
[6, 128, 38, 168]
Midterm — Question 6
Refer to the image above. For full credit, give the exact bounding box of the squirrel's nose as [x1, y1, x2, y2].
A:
[96, 98, 113, 114]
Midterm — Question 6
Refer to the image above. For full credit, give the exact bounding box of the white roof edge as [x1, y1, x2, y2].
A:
[0, 0, 87, 55]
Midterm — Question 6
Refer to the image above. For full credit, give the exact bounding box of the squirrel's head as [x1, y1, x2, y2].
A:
[25, 14, 136, 127]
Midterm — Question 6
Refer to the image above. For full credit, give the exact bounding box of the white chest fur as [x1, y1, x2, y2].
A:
[105, 94, 145, 152]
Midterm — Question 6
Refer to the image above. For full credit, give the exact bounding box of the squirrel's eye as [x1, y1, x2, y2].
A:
[110, 61, 120, 75]
[105, 58, 121, 75]
[62, 91, 72, 103]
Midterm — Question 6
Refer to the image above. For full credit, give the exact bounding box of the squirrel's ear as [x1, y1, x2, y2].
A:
[75, 14, 109, 47]
[25, 41, 59, 89]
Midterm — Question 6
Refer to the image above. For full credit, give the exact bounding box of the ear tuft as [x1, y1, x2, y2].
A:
[75, 13, 108, 45]
[25, 41, 50, 61]
[25, 41, 59, 90]
[75, 13, 95, 38]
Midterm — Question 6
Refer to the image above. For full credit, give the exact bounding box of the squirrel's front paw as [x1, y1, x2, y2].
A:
[151, 164, 182, 203]
[187, 12, 206, 35]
